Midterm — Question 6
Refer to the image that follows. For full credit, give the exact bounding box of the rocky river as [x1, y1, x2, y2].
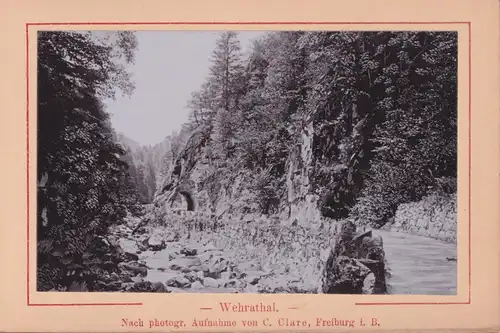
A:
[99, 214, 457, 295]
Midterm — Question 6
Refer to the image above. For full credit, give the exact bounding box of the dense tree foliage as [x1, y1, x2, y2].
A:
[179, 31, 457, 225]
[116, 133, 178, 203]
[37, 31, 139, 291]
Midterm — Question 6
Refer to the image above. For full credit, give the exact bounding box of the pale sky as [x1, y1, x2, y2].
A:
[104, 31, 266, 146]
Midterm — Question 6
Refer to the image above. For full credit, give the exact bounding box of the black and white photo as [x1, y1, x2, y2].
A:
[36, 30, 458, 295]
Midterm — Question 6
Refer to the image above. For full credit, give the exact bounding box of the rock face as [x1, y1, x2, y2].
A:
[286, 119, 322, 227]
[321, 221, 387, 294]
[153, 117, 323, 226]
[153, 131, 215, 215]
[383, 193, 456, 244]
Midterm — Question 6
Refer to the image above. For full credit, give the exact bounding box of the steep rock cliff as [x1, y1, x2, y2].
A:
[153, 121, 323, 226]
[286, 118, 322, 226]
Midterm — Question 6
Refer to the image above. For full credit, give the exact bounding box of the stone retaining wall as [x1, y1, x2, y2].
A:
[383, 193, 457, 244]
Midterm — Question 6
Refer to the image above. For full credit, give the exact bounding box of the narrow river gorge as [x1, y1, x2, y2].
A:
[113, 219, 457, 295]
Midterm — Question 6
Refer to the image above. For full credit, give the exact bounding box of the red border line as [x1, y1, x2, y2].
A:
[467, 20, 472, 305]
[356, 301, 469, 306]
[29, 302, 143, 306]
[26, 23, 30, 307]
[26, 21, 471, 307]
[27, 21, 470, 26]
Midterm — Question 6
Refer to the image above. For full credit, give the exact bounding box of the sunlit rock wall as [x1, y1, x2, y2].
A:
[383, 193, 457, 243]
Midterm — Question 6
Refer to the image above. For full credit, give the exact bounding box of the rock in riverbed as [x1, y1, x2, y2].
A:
[166, 276, 191, 288]
[148, 233, 167, 251]
[128, 281, 170, 293]
[169, 256, 203, 272]
[180, 247, 198, 256]
[118, 261, 148, 277]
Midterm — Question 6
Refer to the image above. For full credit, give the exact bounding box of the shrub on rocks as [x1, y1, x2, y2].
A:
[95, 280, 123, 292]
[122, 252, 140, 262]
[128, 281, 170, 293]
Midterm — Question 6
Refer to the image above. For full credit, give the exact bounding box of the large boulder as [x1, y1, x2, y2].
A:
[353, 230, 385, 261]
[191, 280, 204, 289]
[223, 279, 247, 290]
[148, 233, 167, 251]
[120, 272, 134, 283]
[184, 271, 204, 283]
[169, 257, 203, 272]
[165, 231, 180, 243]
[136, 236, 150, 251]
[331, 221, 358, 258]
[166, 276, 192, 288]
[121, 251, 140, 262]
[357, 258, 387, 294]
[352, 230, 387, 293]
[203, 257, 232, 279]
[320, 221, 387, 294]
[118, 261, 148, 277]
[362, 273, 376, 294]
[203, 277, 221, 288]
[257, 276, 314, 294]
[243, 271, 263, 285]
[321, 255, 371, 294]
[197, 249, 224, 265]
[180, 247, 198, 256]
[236, 260, 262, 272]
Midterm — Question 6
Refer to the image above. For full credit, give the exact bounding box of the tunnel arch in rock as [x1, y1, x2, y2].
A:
[179, 191, 195, 211]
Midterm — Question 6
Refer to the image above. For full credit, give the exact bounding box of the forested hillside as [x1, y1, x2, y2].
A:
[116, 133, 172, 204]
[157, 31, 457, 228]
[36, 30, 457, 293]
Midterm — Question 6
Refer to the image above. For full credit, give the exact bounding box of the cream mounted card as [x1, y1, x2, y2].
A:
[0, 0, 499, 332]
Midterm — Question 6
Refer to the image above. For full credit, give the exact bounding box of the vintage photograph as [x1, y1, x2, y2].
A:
[36, 30, 457, 295]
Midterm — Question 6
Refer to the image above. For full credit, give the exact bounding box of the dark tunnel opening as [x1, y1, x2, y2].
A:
[179, 191, 195, 211]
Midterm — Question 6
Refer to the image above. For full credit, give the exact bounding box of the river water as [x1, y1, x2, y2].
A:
[120, 229, 457, 295]
[377, 230, 457, 295]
